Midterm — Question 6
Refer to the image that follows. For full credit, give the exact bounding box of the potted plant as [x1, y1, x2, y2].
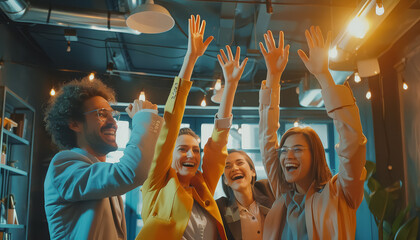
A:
[364, 161, 419, 239]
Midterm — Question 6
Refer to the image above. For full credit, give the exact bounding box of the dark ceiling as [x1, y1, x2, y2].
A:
[1, 0, 420, 107]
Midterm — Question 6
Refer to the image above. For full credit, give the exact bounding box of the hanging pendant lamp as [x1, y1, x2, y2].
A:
[126, 0, 174, 34]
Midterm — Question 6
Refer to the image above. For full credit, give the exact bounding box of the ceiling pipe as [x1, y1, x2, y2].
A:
[0, 0, 140, 34]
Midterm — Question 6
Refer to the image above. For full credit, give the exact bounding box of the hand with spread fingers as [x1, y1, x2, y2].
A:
[259, 30, 290, 87]
[217, 45, 248, 86]
[297, 26, 335, 88]
[187, 14, 214, 59]
[125, 100, 158, 118]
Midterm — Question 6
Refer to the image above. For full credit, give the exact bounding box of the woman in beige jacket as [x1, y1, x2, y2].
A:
[258, 27, 367, 239]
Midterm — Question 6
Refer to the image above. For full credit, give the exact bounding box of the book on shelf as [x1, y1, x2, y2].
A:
[10, 113, 26, 138]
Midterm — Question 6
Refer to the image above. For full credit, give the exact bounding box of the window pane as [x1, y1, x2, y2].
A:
[200, 124, 239, 149]
[116, 121, 130, 148]
[241, 124, 259, 149]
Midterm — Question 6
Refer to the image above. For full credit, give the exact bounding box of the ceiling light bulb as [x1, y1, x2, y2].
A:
[89, 72, 95, 81]
[66, 41, 71, 53]
[354, 72, 361, 83]
[366, 90, 371, 100]
[139, 91, 146, 101]
[347, 17, 369, 38]
[403, 82, 408, 90]
[215, 79, 222, 91]
[294, 121, 299, 127]
[329, 46, 338, 58]
[376, 3, 384, 16]
[50, 88, 56, 96]
[201, 98, 206, 107]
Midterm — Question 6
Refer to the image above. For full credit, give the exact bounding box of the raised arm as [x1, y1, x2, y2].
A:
[201, 46, 247, 194]
[143, 15, 213, 190]
[298, 26, 366, 208]
[179, 15, 214, 82]
[258, 30, 289, 198]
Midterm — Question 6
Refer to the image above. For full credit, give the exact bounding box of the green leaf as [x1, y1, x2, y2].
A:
[365, 160, 376, 180]
[369, 189, 389, 221]
[368, 177, 383, 193]
[394, 217, 419, 240]
[385, 180, 402, 200]
[392, 206, 410, 235]
[383, 220, 392, 240]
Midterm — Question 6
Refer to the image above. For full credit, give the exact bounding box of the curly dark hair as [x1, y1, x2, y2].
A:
[44, 77, 116, 150]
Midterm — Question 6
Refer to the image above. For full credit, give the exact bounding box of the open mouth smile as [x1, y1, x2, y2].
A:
[284, 162, 299, 172]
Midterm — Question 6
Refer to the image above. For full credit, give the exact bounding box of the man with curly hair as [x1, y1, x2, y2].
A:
[43, 77, 163, 240]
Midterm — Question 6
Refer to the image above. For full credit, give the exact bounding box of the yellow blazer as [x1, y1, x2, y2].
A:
[136, 77, 229, 240]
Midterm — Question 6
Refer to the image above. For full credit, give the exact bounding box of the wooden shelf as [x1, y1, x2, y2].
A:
[0, 224, 25, 229]
[3, 129, 29, 145]
[0, 164, 27, 176]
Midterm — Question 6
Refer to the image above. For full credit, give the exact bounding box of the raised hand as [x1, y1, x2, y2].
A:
[259, 30, 290, 83]
[125, 100, 158, 118]
[217, 45, 248, 86]
[297, 26, 334, 88]
[187, 15, 214, 59]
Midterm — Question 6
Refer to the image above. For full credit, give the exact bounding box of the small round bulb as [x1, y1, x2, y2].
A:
[354, 72, 361, 83]
[50, 88, 56, 96]
[294, 121, 299, 127]
[89, 72, 95, 81]
[215, 79, 222, 91]
[139, 91, 146, 101]
[366, 91, 371, 100]
[376, 3, 384, 16]
[201, 98, 206, 107]
[329, 46, 338, 58]
[403, 82, 408, 90]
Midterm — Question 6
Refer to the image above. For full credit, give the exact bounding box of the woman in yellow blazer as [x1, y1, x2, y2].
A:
[136, 15, 248, 240]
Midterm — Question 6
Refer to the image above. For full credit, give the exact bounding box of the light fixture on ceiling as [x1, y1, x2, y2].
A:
[139, 91, 146, 101]
[366, 90, 372, 100]
[66, 41, 71, 53]
[214, 79, 222, 91]
[89, 72, 95, 81]
[376, 0, 384, 16]
[201, 96, 207, 107]
[64, 29, 77, 53]
[354, 72, 361, 83]
[126, 0, 174, 34]
[211, 87, 223, 104]
[50, 88, 56, 96]
[402, 81, 408, 90]
[347, 16, 369, 39]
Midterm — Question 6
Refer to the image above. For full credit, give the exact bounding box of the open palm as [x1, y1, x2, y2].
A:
[218, 45, 248, 85]
[259, 30, 290, 76]
[187, 15, 213, 59]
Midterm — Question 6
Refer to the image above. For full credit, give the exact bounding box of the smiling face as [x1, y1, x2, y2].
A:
[172, 134, 201, 180]
[280, 133, 313, 192]
[77, 96, 118, 156]
[224, 152, 256, 193]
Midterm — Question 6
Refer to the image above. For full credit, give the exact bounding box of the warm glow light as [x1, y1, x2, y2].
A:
[89, 72, 95, 81]
[66, 41, 71, 53]
[201, 98, 207, 107]
[354, 72, 361, 83]
[403, 82, 408, 90]
[50, 88, 56, 96]
[329, 46, 338, 58]
[294, 121, 299, 127]
[376, 3, 384, 16]
[347, 17, 369, 38]
[215, 79, 222, 91]
[366, 91, 371, 99]
[139, 91, 146, 101]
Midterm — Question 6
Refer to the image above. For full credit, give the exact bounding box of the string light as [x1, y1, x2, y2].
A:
[366, 90, 372, 100]
[50, 88, 56, 96]
[201, 97, 207, 107]
[66, 41, 71, 52]
[139, 91, 146, 101]
[347, 17, 369, 38]
[376, 0, 384, 16]
[294, 121, 299, 127]
[329, 46, 338, 58]
[354, 72, 361, 83]
[88, 72, 95, 81]
[403, 81, 408, 90]
[215, 79, 222, 91]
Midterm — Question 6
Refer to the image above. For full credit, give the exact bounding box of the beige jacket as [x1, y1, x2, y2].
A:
[259, 81, 367, 240]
